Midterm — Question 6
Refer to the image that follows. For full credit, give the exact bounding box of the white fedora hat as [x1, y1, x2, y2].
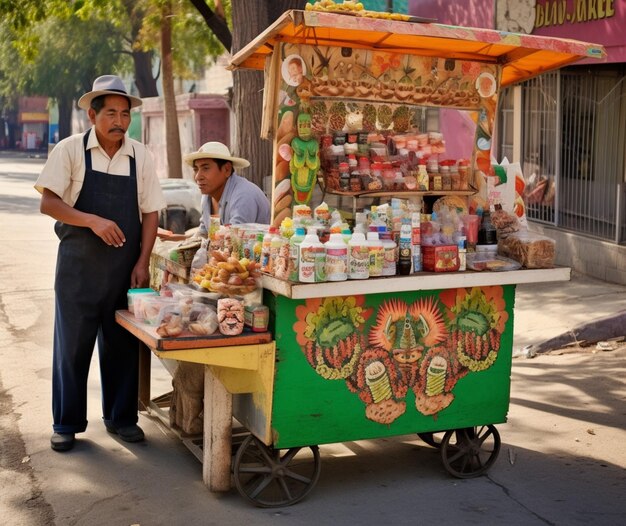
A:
[77, 75, 142, 110]
[183, 142, 250, 169]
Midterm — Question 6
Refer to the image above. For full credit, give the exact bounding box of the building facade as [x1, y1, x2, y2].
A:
[409, 0, 626, 284]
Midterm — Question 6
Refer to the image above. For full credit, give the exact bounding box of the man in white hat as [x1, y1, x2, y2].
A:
[35, 75, 166, 451]
[183, 141, 270, 232]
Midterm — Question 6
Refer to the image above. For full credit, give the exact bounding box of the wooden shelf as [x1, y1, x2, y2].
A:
[325, 189, 476, 198]
[261, 267, 571, 300]
[115, 310, 272, 352]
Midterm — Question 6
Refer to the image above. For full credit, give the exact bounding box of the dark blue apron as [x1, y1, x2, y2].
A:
[52, 129, 141, 434]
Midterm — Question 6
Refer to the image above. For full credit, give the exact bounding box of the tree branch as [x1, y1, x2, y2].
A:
[188, 0, 233, 51]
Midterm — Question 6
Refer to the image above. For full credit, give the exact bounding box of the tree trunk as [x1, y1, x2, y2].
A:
[161, 1, 183, 179]
[230, 1, 306, 189]
[57, 95, 73, 141]
[132, 50, 158, 98]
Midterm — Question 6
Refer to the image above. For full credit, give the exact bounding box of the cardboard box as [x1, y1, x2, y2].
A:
[422, 245, 460, 272]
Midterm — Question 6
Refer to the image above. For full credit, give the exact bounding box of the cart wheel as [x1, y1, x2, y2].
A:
[233, 435, 321, 507]
[440, 425, 501, 479]
[417, 432, 446, 449]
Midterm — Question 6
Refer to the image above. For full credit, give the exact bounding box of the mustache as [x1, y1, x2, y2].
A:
[108, 127, 125, 134]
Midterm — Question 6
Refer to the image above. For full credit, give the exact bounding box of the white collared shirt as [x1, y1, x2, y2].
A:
[35, 127, 166, 215]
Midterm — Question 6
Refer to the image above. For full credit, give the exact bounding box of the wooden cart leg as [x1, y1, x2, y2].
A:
[138, 341, 151, 411]
[202, 365, 233, 492]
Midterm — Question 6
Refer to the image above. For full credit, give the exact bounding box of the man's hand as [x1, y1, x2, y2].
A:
[40, 189, 126, 247]
[89, 216, 126, 247]
[131, 262, 150, 289]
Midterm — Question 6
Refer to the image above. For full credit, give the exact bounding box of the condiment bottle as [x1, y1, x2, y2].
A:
[478, 210, 497, 246]
[398, 220, 412, 275]
[299, 228, 326, 283]
[380, 231, 397, 276]
[324, 233, 348, 281]
[367, 231, 384, 277]
[289, 227, 306, 282]
[348, 232, 369, 279]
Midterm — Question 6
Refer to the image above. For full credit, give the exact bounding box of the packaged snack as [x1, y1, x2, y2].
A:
[466, 253, 521, 272]
[155, 304, 185, 337]
[188, 303, 219, 335]
[141, 296, 178, 325]
[497, 231, 556, 268]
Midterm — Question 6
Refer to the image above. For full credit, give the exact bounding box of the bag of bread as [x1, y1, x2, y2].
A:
[497, 231, 555, 268]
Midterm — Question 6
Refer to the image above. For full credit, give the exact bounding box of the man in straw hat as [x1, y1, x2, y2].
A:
[183, 141, 270, 231]
[35, 75, 166, 451]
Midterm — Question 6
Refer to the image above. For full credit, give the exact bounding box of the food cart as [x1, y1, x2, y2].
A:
[119, 7, 605, 508]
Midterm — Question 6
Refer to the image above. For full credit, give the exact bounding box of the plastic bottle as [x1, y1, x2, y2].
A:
[260, 227, 277, 273]
[269, 231, 284, 274]
[348, 232, 369, 279]
[458, 236, 467, 271]
[398, 220, 412, 275]
[380, 231, 397, 276]
[289, 227, 306, 281]
[324, 233, 348, 281]
[478, 210, 497, 245]
[299, 228, 326, 283]
[411, 212, 422, 272]
[367, 231, 384, 277]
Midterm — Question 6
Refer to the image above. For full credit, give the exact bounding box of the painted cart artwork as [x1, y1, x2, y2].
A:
[293, 286, 508, 425]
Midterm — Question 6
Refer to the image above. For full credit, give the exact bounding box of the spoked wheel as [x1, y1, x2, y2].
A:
[418, 432, 446, 449]
[440, 425, 501, 478]
[232, 435, 321, 507]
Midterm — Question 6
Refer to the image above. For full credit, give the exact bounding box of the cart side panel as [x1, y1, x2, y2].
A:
[268, 285, 515, 449]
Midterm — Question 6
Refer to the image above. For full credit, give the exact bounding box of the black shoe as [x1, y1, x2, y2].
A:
[105, 424, 145, 443]
[51, 432, 75, 452]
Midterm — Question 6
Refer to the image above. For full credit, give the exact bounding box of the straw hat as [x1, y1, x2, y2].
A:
[183, 142, 250, 169]
[77, 75, 142, 110]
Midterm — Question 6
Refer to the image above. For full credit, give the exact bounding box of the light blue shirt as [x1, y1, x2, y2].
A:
[198, 172, 270, 234]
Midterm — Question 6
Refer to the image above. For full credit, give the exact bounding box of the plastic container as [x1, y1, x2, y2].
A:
[324, 233, 348, 281]
[260, 227, 278, 273]
[127, 288, 157, 314]
[299, 228, 326, 283]
[367, 231, 384, 277]
[348, 232, 369, 279]
[244, 304, 269, 332]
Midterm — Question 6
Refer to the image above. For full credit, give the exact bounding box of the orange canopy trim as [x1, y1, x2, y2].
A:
[229, 10, 606, 86]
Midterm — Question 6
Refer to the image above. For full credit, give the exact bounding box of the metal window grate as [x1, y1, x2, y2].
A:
[499, 69, 626, 245]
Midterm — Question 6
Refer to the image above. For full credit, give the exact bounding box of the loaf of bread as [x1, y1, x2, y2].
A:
[497, 231, 555, 268]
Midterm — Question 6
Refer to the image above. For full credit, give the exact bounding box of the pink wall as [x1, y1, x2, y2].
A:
[409, 0, 625, 64]
[408, 0, 494, 28]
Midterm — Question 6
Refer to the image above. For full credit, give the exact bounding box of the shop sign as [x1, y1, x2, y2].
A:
[19, 111, 48, 123]
[535, 0, 616, 28]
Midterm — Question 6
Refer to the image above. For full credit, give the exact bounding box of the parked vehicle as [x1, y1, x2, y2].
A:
[159, 178, 202, 234]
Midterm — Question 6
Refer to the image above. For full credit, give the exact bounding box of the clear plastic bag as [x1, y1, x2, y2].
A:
[188, 303, 218, 335]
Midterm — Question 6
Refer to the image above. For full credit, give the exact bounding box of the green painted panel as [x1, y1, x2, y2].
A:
[266, 285, 516, 448]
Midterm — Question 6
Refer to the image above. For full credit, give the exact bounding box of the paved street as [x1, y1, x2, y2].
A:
[1, 152, 625, 525]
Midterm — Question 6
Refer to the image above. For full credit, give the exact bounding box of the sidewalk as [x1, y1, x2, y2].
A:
[513, 270, 626, 352]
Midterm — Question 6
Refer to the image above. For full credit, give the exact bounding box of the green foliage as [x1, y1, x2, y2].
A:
[1, 0, 231, 98]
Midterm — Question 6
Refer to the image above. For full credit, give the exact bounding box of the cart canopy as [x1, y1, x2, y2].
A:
[229, 10, 606, 86]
